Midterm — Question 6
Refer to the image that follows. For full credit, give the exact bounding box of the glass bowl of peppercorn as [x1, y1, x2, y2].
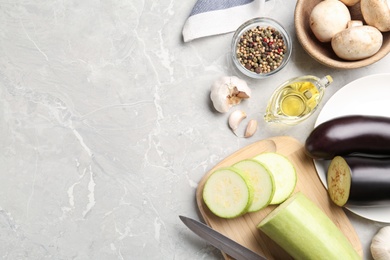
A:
[231, 17, 292, 79]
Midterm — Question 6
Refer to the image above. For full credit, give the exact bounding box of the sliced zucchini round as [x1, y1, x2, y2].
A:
[253, 152, 297, 204]
[232, 159, 275, 212]
[203, 167, 253, 218]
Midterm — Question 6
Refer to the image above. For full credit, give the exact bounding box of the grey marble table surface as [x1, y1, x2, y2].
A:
[0, 0, 389, 259]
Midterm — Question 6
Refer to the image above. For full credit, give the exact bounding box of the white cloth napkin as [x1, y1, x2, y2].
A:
[182, 0, 266, 42]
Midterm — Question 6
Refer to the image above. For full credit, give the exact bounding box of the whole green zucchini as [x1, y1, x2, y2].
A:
[258, 192, 360, 260]
[327, 156, 390, 206]
[305, 115, 390, 159]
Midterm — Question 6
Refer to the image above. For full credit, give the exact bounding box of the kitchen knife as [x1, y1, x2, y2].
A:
[179, 215, 266, 260]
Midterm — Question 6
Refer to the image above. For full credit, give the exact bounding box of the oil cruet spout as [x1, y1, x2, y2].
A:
[319, 75, 333, 89]
[264, 75, 333, 125]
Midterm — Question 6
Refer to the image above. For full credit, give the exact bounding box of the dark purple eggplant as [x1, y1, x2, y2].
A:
[305, 115, 390, 160]
[327, 156, 390, 206]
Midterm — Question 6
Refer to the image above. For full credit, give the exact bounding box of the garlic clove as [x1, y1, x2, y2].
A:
[228, 110, 247, 135]
[244, 119, 258, 138]
[210, 76, 251, 113]
[235, 90, 250, 99]
[228, 110, 258, 138]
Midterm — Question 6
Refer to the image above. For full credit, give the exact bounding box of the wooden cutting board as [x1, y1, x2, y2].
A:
[196, 136, 363, 259]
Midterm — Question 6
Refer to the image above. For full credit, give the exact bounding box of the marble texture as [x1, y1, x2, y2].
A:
[0, 0, 389, 259]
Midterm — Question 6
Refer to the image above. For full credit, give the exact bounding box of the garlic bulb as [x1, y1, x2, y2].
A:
[210, 76, 251, 113]
[371, 226, 390, 260]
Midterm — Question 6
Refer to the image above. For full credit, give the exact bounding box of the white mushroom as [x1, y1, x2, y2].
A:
[347, 20, 364, 28]
[210, 76, 251, 113]
[310, 0, 351, 42]
[339, 0, 360, 6]
[361, 0, 390, 32]
[331, 23, 383, 60]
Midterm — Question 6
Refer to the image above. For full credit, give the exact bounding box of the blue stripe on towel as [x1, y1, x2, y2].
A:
[189, 0, 254, 16]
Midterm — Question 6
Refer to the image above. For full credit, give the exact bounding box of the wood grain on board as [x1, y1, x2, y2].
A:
[196, 136, 363, 260]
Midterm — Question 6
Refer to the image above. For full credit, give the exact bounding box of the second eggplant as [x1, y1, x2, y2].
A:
[327, 156, 390, 207]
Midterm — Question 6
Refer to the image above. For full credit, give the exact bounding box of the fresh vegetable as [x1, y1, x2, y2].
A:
[210, 76, 251, 113]
[309, 0, 351, 42]
[361, 0, 390, 32]
[253, 152, 297, 204]
[258, 192, 360, 260]
[327, 156, 390, 206]
[331, 24, 383, 60]
[371, 226, 390, 260]
[228, 110, 247, 135]
[244, 119, 258, 138]
[228, 110, 258, 138]
[326, 156, 351, 207]
[203, 167, 253, 218]
[309, 0, 388, 61]
[203, 152, 297, 218]
[232, 159, 275, 212]
[305, 115, 390, 160]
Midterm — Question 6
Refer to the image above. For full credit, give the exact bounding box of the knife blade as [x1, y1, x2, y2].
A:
[179, 215, 266, 260]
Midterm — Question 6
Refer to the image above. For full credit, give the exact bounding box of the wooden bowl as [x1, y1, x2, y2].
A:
[295, 0, 390, 69]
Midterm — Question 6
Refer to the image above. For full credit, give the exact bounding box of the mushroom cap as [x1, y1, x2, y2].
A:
[361, 0, 390, 32]
[310, 0, 351, 42]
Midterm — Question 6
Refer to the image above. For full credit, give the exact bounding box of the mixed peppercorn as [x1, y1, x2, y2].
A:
[236, 26, 287, 74]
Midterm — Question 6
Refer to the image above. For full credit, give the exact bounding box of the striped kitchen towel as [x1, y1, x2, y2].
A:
[182, 0, 266, 42]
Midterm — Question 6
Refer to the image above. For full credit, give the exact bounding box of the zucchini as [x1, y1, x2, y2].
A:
[327, 156, 390, 207]
[253, 152, 297, 204]
[232, 159, 275, 212]
[258, 192, 360, 260]
[305, 115, 390, 159]
[203, 167, 254, 218]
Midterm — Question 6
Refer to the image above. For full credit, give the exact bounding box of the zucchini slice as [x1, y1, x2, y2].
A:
[203, 167, 253, 218]
[232, 159, 275, 212]
[253, 152, 297, 204]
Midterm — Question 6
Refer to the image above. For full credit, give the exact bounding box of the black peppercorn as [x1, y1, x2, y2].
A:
[236, 25, 287, 74]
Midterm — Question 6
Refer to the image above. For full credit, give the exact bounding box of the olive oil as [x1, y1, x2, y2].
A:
[265, 75, 333, 125]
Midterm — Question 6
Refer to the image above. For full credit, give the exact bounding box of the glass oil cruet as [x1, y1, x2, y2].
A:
[264, 75, 333, 125]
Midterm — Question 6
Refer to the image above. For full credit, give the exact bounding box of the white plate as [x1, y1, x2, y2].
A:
[314, 73, 390, 223]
